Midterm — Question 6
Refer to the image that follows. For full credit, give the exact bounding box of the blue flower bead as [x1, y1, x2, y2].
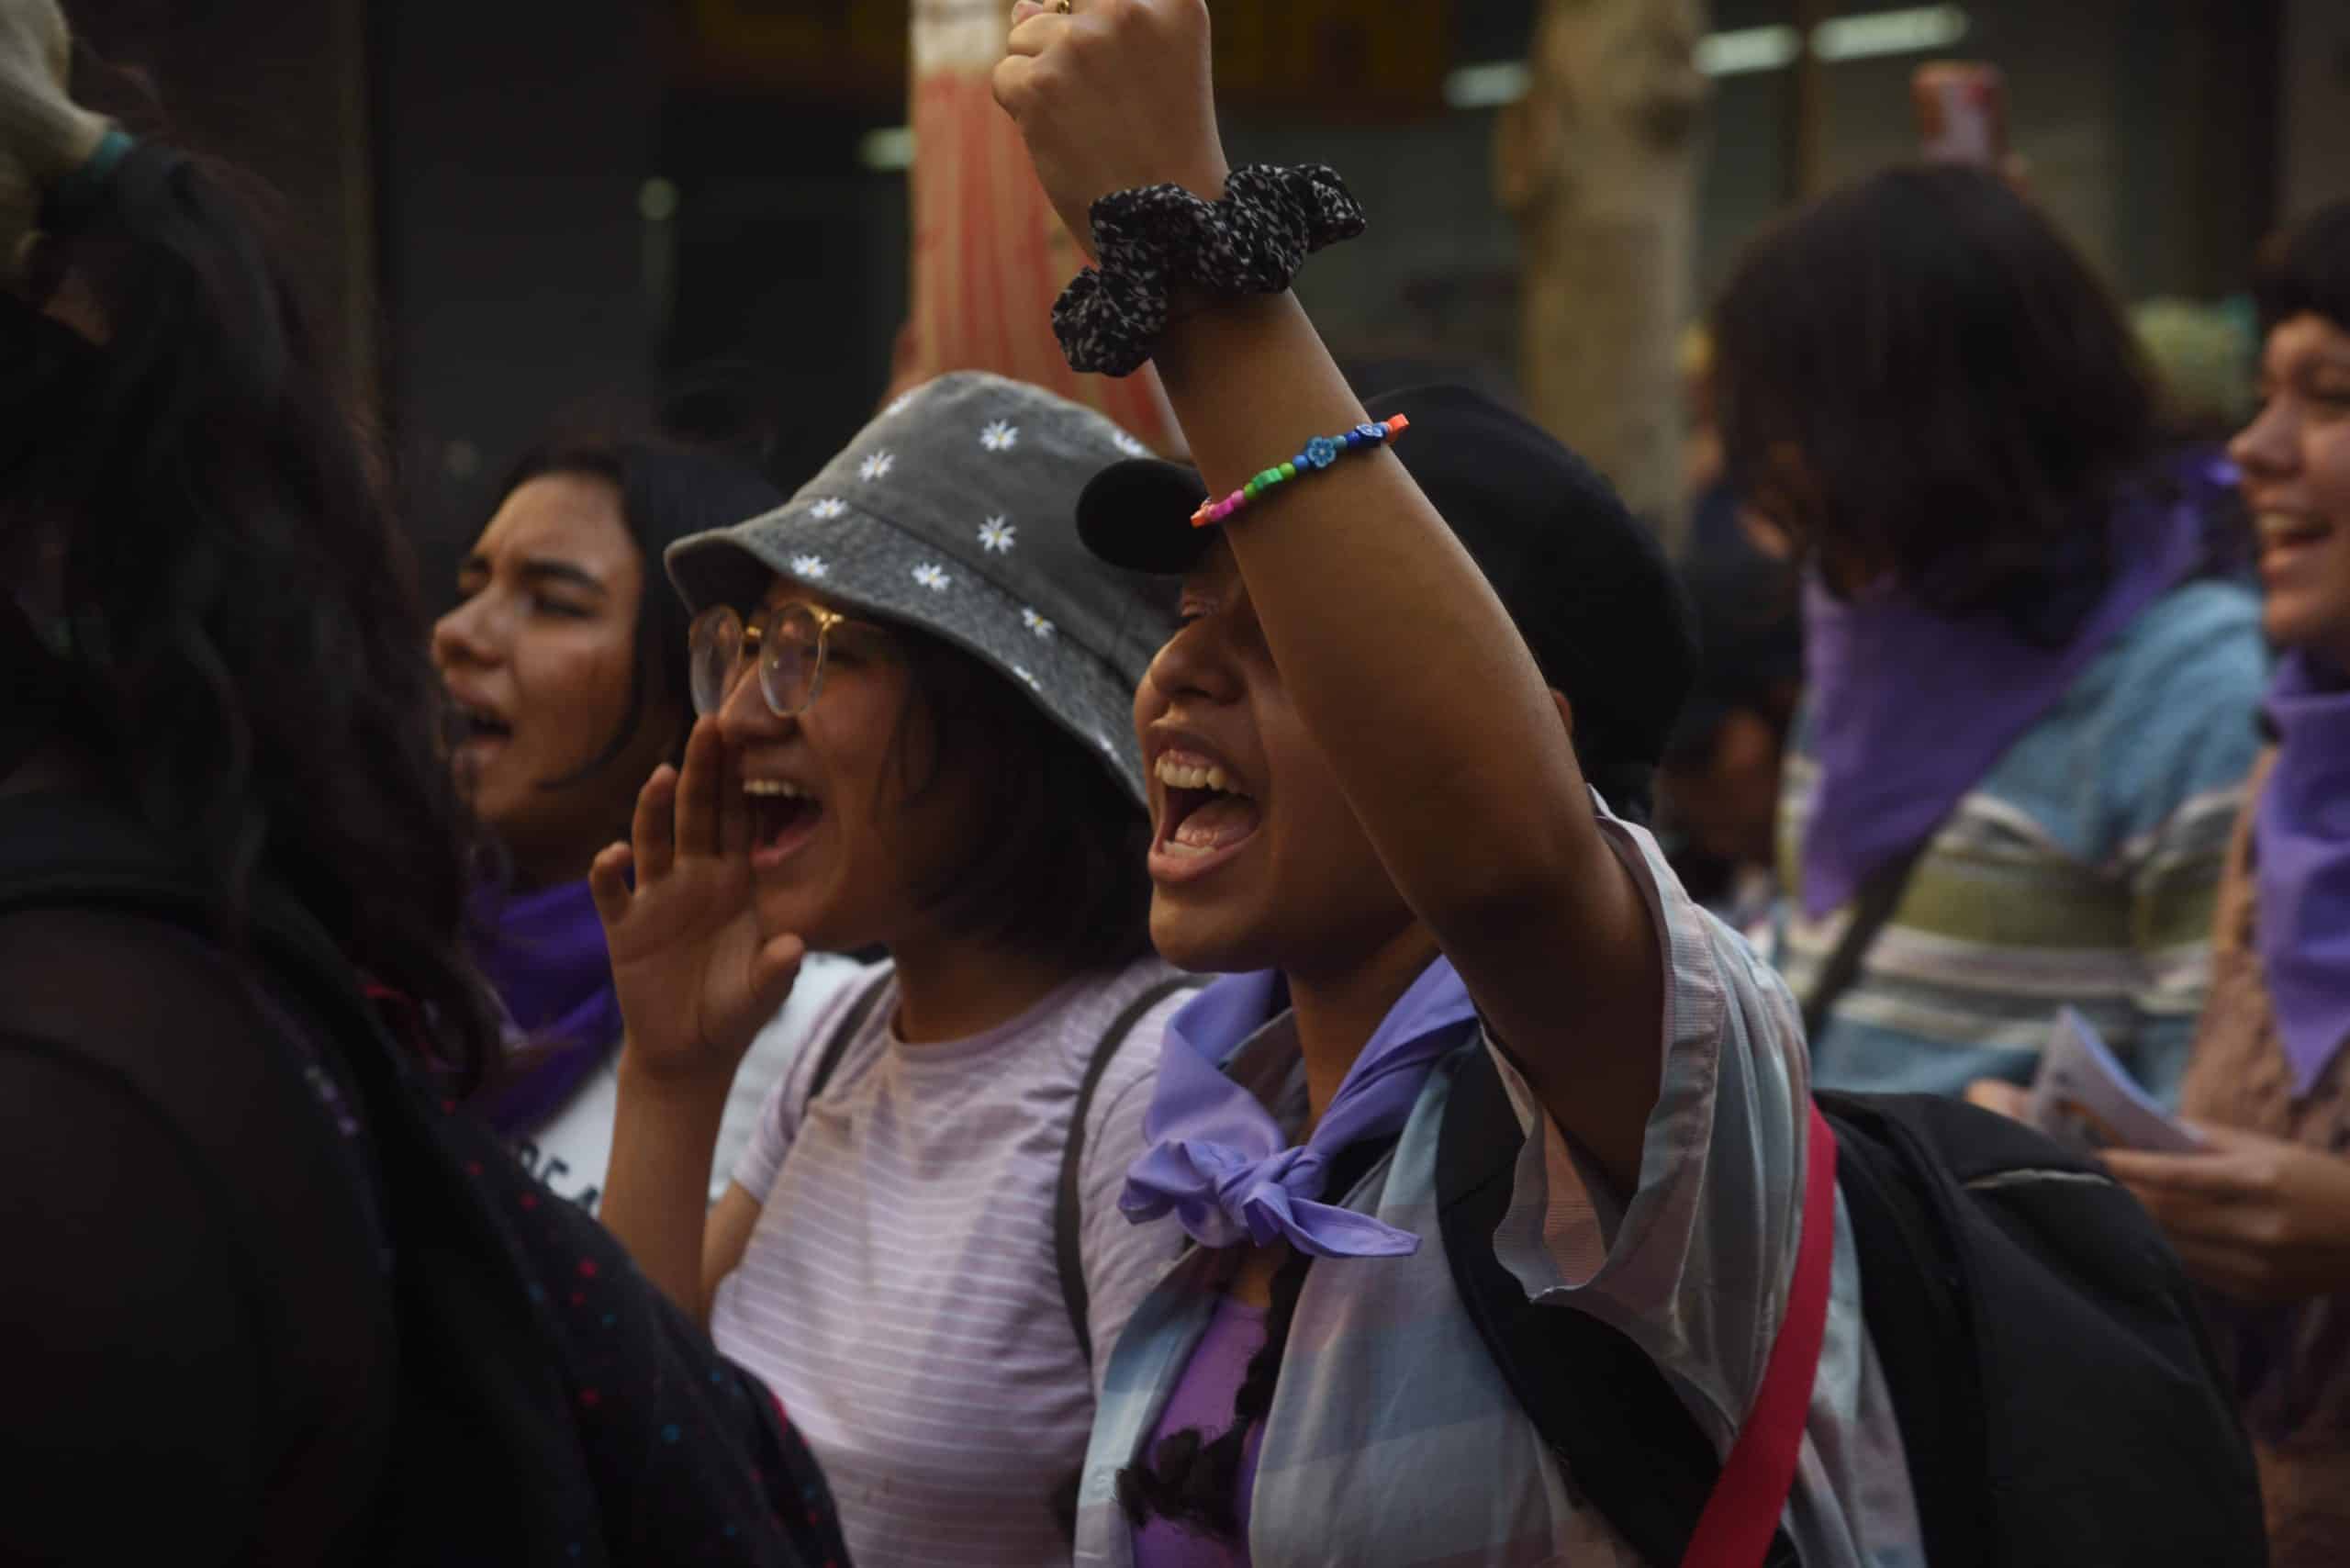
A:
[1355, 422, 1383, 443]
[1303, 435, 1339, 469]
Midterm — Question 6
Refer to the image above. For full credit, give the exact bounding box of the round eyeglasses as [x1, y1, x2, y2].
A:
[688, 599, 864, 719]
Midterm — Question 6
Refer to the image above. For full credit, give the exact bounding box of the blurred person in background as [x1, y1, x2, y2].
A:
[1711, 164, 2267, 1099]
[1660, 324, 1803, 932]
[433, 431, 860, 1209]
[1984, 200, 2350, 1568]
[1658, 535, 1802, 935]
[0, 6, 845, 1560]
[592, 373, 1193, 1568]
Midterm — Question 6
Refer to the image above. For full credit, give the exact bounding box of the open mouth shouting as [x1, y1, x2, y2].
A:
[446, 696, 513, 773]
[743, 776, 825, 872]
[1149, 745, 1261, 883]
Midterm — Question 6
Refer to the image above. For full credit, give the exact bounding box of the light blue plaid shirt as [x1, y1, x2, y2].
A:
[1077, 802, 1927, 1566]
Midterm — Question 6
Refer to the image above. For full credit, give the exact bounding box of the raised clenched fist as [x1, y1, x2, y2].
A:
[992, 0, 1229, 258]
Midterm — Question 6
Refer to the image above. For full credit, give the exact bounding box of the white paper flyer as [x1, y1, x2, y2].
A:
[2024, 1007, 2202, 1156]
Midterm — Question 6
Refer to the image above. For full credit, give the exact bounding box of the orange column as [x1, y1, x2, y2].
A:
[891, 1, 1182, 455]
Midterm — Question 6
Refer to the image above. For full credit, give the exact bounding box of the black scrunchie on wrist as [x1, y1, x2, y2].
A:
[1051, 162, 1366, 377]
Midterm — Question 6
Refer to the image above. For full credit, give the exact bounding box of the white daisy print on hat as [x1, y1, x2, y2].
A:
[979, 518, 1016, 554]
[979, 420, 1020, 453]
[790, 554, 831, 579]
[1011, 665, 1045, 693]
[1021, 608, 1056, 639]
[860, 451, 896, 482]
[1110, 430, 1148, 457]
[809, 498, 846, 521]
[912, 563, 951, 591]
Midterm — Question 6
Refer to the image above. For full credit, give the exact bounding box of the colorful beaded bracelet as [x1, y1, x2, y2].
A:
[1189, 413, 1411, 529]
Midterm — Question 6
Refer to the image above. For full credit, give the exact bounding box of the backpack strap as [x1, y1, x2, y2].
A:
[1437, 1045, 1803, 1567]
[1809, 1093, 1985, 1568]
[800, 969, 897, 1104]
[1056, 973, 1207, 1362]
[1801, 838, 1930, 1042]
[1683, 1103, 1837, 1565]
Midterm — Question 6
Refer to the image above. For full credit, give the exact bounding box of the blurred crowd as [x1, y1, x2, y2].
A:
[6, 1, 2347, 1565]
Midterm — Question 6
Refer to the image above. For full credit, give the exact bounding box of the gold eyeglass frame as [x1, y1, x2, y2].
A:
[692, 599, 871, 719]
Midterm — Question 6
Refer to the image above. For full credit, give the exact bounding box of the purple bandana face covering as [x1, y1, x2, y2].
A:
[1121, 958, 1478, 1259]
[467, 879, 624, 1135]
[1799, 499, 2206, 919]
[2254, 652, 2350, 1098]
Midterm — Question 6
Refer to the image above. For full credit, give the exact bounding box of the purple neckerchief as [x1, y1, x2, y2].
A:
[1799, 498, 2205, 919]
[1120, 958, 1477, 1258]
[467, 879, 623, 1136]
[2254, 652, 2350, 1098]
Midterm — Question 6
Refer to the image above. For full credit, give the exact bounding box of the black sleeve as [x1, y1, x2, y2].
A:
[0, 1035, 265, 1565]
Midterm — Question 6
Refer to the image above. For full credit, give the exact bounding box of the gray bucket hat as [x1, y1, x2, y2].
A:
[665, 371, 1175, 803]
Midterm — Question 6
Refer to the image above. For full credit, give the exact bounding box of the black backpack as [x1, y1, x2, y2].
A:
[1438, 1046, 2268, 1568]
[0, 792, 850, 1568]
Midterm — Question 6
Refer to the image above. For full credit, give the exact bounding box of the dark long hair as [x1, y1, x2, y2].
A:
[1711, 165, 2158, 641]
[489, 433, 784, 785]
[2253, 198, 2350, 338]
[4, 138, 498, 1082]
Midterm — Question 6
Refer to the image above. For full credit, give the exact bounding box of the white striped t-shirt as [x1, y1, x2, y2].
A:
[711, 956, 1192, 1568]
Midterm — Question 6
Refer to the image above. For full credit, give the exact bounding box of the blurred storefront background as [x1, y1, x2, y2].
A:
[75, 0, 2350, 599]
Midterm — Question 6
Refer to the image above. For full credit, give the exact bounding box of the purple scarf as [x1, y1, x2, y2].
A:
[2254, 653, 2350, 1098]
[468, 879, 623, 1135]
[1799, 499, 2205, 919]
[1121, 958, 1478, 1258]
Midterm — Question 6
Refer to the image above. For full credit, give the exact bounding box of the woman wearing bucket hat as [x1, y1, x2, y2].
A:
[991, 3, 1921, 1563]
[592, 371, 1193, 1568]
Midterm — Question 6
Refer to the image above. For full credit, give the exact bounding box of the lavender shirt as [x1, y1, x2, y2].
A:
[1133, 1295, 1269, 1568]
[714, 957, 1194, 1568]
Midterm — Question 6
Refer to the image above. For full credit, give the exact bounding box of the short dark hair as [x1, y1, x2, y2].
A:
[1711, 165, 2157, 636]
[2253, 199, 2350, 339]
[493, 434, 783, 780]
[887, 625, 1153, 975]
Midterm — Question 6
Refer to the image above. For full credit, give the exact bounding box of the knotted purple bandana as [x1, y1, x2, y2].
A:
[1121, 958, 1478, 1257]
